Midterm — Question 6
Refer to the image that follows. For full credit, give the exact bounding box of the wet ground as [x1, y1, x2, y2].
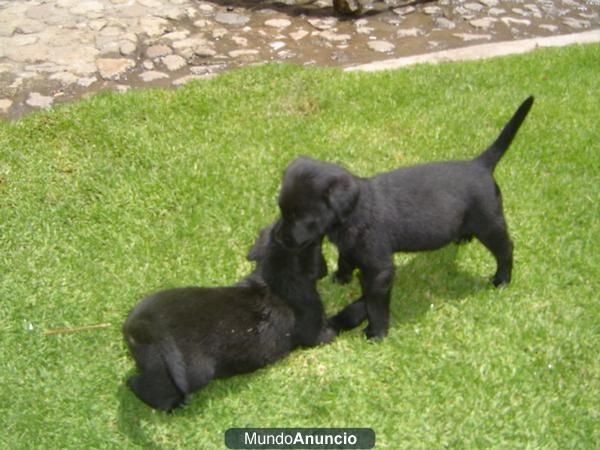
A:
[0, 0, 599, 121]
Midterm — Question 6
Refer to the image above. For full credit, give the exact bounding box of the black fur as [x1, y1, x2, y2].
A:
[123, 222, 334, 411]
[277, 96, 534, 339]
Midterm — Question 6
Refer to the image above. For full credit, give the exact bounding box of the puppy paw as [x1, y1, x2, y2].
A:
[328, 315, 346, 333]
[317, 326, 337, 344]
[328, 301, 367, 332]
[329, 312, 360, 333]
[492, 273, 511, 287]
[363, 325, 387, 341]
[127, 374, 186, 412]
[332, 270, 353, 285]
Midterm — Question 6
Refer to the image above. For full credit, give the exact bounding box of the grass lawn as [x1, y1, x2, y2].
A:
[1, 43, 598, 449]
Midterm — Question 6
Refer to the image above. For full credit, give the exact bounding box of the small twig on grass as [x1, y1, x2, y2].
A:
[44, 323, 112, 336]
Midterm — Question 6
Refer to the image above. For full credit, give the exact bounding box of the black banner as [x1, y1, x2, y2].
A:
[225, 428, 375, 449]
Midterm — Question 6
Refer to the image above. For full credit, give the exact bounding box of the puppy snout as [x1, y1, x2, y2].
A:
[273, 221, 295, 248]
[291, 221, 320, 249]
[276, 222, 306, 249]
[281, 229, 300, 248]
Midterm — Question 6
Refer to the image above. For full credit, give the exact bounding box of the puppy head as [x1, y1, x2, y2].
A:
[248, 219, 328, 282]
[277, 157, 359, 248]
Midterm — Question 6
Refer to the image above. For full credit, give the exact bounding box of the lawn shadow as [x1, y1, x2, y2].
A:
[325, 244, 491, 334]
[390, 244, 490, 326]
[117, 382, 164, 450]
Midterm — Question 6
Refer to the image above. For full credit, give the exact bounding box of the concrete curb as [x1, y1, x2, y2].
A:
[345, 30, 600, 72]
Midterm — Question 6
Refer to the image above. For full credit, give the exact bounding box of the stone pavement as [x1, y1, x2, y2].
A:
[0, 0, 599, 120]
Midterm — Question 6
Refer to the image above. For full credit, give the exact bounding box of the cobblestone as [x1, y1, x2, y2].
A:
[0, 0, 598, 120]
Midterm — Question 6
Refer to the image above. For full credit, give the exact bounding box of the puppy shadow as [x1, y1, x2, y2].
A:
[323, 245, 490, 333]
[117, 382, 164, 450]
[116, 371, 254, 447]
[390, 245, 489, 325]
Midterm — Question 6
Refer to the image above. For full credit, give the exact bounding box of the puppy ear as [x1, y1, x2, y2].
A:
[325, 175, 359, 222]
[247, 222, 275, 261]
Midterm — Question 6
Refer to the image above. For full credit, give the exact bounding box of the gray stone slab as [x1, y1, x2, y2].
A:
[215, 13, 251, 27]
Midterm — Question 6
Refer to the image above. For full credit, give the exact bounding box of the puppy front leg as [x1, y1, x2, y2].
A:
[332, 254, 355, 285]
[329, 298, 366, 332]
[362, 265, 395, 340]
[293, 296, 330, 347]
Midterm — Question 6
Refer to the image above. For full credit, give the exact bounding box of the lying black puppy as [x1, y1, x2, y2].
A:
[123, 222, 334, 411]
[276, 96, 534, 339]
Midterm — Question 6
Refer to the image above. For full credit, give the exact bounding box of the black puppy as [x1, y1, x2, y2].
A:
[123, 222, 334, 411]
[277, 96, 534, 339]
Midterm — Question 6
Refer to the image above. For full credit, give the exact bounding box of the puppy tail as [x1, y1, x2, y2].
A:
[476, 96, 534, 171]
[159, 334, 191, 395]
[125, 318, 190, 395]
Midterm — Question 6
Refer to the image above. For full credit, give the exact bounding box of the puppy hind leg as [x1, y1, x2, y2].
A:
[127, 340, 188, 412]
[127, 366, 186, 412]
[362, 265, 395, 340]
[476, 225, 513, 286]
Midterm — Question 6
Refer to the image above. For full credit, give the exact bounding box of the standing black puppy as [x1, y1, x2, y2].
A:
[123, 221, 334, 411]
[276, 96, 534, 339]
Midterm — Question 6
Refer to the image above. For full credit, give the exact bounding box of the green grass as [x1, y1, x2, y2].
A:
[1, 43, 599, 449]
